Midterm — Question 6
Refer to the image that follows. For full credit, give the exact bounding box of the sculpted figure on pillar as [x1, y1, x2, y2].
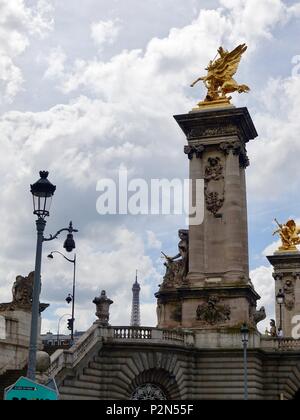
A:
[161, 230, 189, 287]
[273, 219, 300, 252]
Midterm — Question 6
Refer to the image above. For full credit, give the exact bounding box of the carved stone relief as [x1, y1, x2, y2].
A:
[196, 296, 231, 325]
[204, 157, 225, 217]
[283, 279, 295, 311]
[187, 124, 241, 140]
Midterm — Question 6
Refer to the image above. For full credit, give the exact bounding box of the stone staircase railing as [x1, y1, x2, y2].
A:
[48, 323, 101, 378]
[48, 325, 195, 378]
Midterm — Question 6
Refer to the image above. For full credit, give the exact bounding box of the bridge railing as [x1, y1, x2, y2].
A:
[48, 324, 195, 378]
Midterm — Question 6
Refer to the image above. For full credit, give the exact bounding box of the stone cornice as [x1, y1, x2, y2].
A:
[174, 107, 258, 144]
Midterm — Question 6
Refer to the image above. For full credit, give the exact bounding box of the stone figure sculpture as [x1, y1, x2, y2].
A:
[161, 229, 189, 287]
[190, 44, 250, 107]
[253, 306, 266, 324]
[0, 272, 34, 312]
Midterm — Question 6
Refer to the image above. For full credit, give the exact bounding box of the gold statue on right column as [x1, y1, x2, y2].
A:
[190, 43, 250, 109]
[273, 219, 300, 252]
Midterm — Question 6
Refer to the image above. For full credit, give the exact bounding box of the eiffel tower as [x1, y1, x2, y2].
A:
[130, 270, 141, 327]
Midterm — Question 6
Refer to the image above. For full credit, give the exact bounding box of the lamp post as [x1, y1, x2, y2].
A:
[28, 171, 78, 381]
[48, 251, 77, 344]
[241, 323, 249, 401]
[276, 289, 285, 332]
[57, 313, 72, 346]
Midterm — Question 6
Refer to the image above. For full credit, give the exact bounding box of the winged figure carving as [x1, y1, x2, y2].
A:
[191, 44, 250, 106]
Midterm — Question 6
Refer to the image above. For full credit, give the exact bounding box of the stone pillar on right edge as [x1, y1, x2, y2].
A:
[267, 251, 300, 337]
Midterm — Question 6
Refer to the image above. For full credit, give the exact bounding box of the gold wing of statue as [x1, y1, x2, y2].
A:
[212, 44, 247, 81]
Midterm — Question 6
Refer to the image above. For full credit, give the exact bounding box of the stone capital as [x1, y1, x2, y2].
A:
[184, 144, 205, 160]
[272, 272, 284, 281]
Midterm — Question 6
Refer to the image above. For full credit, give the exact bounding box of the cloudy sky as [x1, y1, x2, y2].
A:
[0, 0, 300, 335]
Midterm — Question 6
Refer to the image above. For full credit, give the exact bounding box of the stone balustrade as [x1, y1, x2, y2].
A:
[113, 327, 152, 340]
[48, 325, 195, 378]
[278, 338, 300, 351]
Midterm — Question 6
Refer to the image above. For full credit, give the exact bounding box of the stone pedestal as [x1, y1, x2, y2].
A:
[0, 310, 42, 373]
[267, 251, 300, 337]
[156, 107, 262, 330]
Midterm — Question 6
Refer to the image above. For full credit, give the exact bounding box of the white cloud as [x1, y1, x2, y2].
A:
[146, 230, 162, 250]
[248, 76, 300, 200]
[91, 19, 121, 50]
[44, 47, 66, 80]
[251, 265, 275, 333]
[0, 0, 54, 103]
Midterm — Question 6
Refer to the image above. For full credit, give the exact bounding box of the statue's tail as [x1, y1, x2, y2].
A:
[238, 84, 250, 93]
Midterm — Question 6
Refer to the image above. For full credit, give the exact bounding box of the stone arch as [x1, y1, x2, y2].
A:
[128, 368, 181, 400]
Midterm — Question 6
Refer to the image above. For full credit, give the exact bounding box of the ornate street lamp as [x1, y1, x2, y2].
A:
[31, 171, 56, 219]
[276, 289, 285, 332]
[48, 250, 77, 344]
[28, 171, 78, 381]
[241, 323, 249, 400]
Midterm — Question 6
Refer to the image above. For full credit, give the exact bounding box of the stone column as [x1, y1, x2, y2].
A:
[184, 145, 205, 280]
[156, 107, 260, 331]
[221, 142, 247, 283]
[267, 252, 300, 337]
[174, 107, 256, 285]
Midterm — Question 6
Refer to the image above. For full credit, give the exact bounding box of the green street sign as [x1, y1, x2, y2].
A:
[4, 377, 59, 401]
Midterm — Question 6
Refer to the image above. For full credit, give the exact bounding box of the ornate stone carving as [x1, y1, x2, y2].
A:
[161, 230, 189, 288]
[253, 306, 266, 325]
[219, 141, 249, 168]
[272, 272, 284, 281]
[0, 272, 34, 312]
[196, 296, 231, 325]
[93, 290, 113, 326]
[184, 144, 205, 160]
[131, 383, 167, 400]
[204, 157, 225, 216]
[283, 279, 295, 311]
[187, 124, 240, 140]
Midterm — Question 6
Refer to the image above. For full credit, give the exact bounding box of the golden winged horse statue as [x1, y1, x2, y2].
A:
[191, 44, 250, 108]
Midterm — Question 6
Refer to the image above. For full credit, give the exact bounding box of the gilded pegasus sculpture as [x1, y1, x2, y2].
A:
[190, 44, 250, 108]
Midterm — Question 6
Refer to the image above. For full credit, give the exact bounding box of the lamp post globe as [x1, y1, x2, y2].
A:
[276, 289, 285, 305]
[241, 323, 249, 343]
[63, 222, 76, 253]
[30, 171, 56, 219]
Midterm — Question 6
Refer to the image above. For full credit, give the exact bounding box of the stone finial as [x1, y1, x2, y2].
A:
[93, 290, 113, 326]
